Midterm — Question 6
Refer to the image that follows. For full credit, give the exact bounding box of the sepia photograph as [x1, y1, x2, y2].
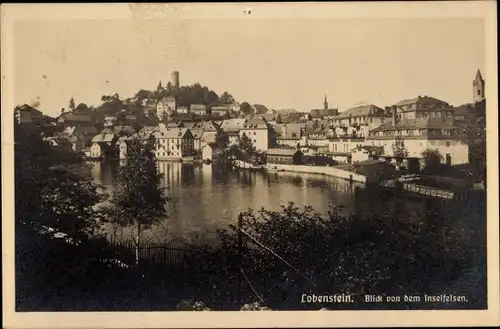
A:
[2, 2, 498, 328]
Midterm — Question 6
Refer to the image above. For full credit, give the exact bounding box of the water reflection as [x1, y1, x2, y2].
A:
[90, 161, 452, 244]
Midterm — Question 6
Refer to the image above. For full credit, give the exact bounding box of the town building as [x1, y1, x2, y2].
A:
[332, 104, 389, 138]
[190, 128, 205, 153]
[211, 105, 234, 117]
[258, 113, 279, 127]
[200, 120, 220, 145]
[90, 142, 115, 159]
[201, 143, 220, 162]
[57, 113, 94, 128]
[393, 96, 452, 121]
[153, 128, 195, 159]
[60, 125, 98, 152]
[15, 104, 43, 125]
[100, 125, 136, 138]
[90, 132, 118, 159]
[104, 116, 116, 127]
[156, 96, 176, 118]
[239, 118, 273, 151]
[305, 126, 329, 148]
[266, 148, 303, 165]
[177, 106, 190, 114]
[351, 145, 384, 163]
[327, 137, 366, 163]
[190, 104, 207, 116]
[368, 113, 469, 166]
[116, 136, 129, 159]
[166, 121, 184, 129]
[221, 118, 247, 145]
[275, 123, 305, 148]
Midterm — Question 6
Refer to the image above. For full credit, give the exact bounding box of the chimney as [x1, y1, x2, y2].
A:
[392, 106, 397, 125]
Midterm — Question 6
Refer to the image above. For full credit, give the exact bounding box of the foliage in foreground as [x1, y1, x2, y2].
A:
[184, 202, 485, 310]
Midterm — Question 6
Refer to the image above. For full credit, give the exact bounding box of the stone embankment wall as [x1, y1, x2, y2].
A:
[269, 164, 367, 183]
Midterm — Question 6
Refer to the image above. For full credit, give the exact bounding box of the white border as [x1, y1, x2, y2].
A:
[2, 2, 498, 328]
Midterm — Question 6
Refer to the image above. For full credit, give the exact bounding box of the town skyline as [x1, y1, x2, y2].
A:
[14, 16, 484, 117]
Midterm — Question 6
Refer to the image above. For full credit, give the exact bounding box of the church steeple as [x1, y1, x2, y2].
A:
[473, 69, 485, 103]
[323, 94, 328, 110]
[475, 69, 483, 82]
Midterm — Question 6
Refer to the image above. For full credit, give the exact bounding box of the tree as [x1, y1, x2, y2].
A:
[239, 134, 255, 154]
[392, 136, 408, 159]
[240, 102, 253, 116]
[15, 127, 103, 240]
[165, 82, 174, 96]
[220, 92, 235, 104]
[215, 129, 230, 150]
[253, 104, 269, 115]
[160, 111, 169, 123]
[421, 148, 443, 173]
[74, 103, 90, 115]
[69, 98, 76, 112]
[103, 137, 169, 265]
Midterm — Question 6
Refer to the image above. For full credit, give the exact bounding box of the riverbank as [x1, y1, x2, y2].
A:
[267, 164, 367, 183]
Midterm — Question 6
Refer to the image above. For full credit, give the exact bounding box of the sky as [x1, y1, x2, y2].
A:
[13, 16, 485, 117]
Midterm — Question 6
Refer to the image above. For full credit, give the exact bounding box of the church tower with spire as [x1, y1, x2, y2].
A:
[473, 69, 485, 103]
[323, 94, 328, 110]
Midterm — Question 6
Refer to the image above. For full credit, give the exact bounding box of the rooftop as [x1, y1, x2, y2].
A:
[370, 118, 456, 132]
[336, 104, 386, 118]
[243, 118, 268, 129]
[395, 95, 449, 108]
[154, 128, 190, 139]
[266, 148, 301, 156]
[58, 113, 93, 122]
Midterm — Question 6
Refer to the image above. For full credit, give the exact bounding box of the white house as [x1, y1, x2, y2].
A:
[190, 128, 205, 153]
[153, 128, 195, 160]
[116, 136, 129, 159]
[104, 116, 116, 127]
[239, 118, 271, 151]
[190, 104, 207, 116]
[90, 142, 114, 159]
[177, 106, 189, 114]
[156, 96, 176, 118]
[351, 145, 384, 163]
[202, 143, 219, 161]
[368, 118, 469, 165]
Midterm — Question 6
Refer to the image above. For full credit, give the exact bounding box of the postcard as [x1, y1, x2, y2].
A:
[2, 2, 499, 328]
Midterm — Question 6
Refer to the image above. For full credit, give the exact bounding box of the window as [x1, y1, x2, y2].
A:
[446, 153, 451, 165]
[478, 89, 481, 95]
[446, 141, 450, 147]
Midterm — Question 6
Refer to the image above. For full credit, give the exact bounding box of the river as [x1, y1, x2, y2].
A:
[90, 160, 470, 245]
